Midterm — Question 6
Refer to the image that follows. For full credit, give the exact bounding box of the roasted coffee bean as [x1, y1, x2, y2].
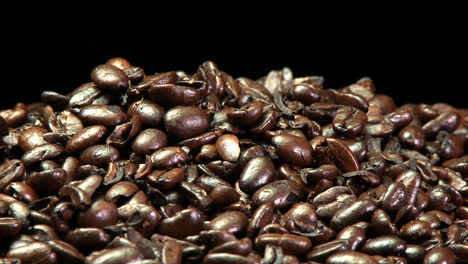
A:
[252, 180, 303, 209]
[239, 156, 275, 194]
[91, 64, 129, 91]
[247, 203, 276, 237]
[330, 199, 377, 231]
[216, 134, 240, 162]
[313, 137, 360, 172]
[106, 57, 132, 70]
[255, 233, 312, 255]
[131, 128, 168, 155]
[306, 239, 351, 262]
[77, 200, 118, 228]
[79, 105, 128, 127]
[361, 235, 406, 256]
[226, 101, 264, 127]
[332, 106, 367, 137]
[313, 186, 357, 220]
[6, 242, 57, 264]
[271, 134, 313, 167]
[423, 112, 460, 139]
[0, 159, 25, 190]
[47, 240, 85, 264]
[287, 83, 321, 105]
[370, 209, 398, 236]
[18, 126, 48, 152]
[164, 106, 210, 139]
[149, 84, 201, 106]
[157, 208, 204, 239]
[79, 144, 119, 167]
[21, 144, 65, 166]
[127, 100, 165, 127]
[64, 228, 111, 253]
[423, 247, 456, 264]
[26, 168, 67, 195]
[202, 253, 255, 264]
[85, 247, 143, 264]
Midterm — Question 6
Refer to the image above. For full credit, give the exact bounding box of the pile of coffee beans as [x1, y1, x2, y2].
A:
[0, 58, 467, 264]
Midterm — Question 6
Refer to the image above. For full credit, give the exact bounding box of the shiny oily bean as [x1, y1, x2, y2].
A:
[164, 106, 210, 139]
[66, 125, 108, 153]
[157, 208, 205, 239]
[77, 200, 118, 228]
[6, 242, 57, 264]
[370, 209, 398, 236]
[330, 199, 377, 231]
[207, 211, 249, 236]
[239, 156, 275, 194]
[64, 228, 111, 253]
[209, 185, 240, 207]
[47, 240, 85, 264]
[423, 247, 456, 264]
[0, 217, 22, 237]
[398, 125, 425, 150]
[226, 101, 264, 127]
[131, 128, 168, 155]
[147, 168, 184, 190]
[127, 100, 165, 127]
[336, 226, 366, 251]
[79, 105, 128, 127]
[0, 159, 25, 190]
[247, 203, 276, 237]
[149, 84, 201, 106]
[150, 147, 188, 169]
[423, 112, 460, 139]
[382, 182, 407, 213]
[361, 236, 406, 256]
[85, 247, 143, 264]
[27, 168, 67, 195]
[306, 239, 351, 262]
[17, 126, 48, 152]
[91, 64, 129, 91]
[106, 57, 132, 70]
[79, 145, 119, 167]
[332, 106, 367, 137]
[281, 202, 317, 233]
[202, 253, 255, 264]
[4, 182, 39, 204]
[21, 144, 65, 167]
[325, 251, 378, 264]
[216, 134, 240, 162]
[271, 134, 313, 167]
[208, 238, 252, 256]
[400, 220, 433, 241]
[255, 233, 312, 255]
[199, 230, 237, 248]
[287, 83, 321, 105]
[252, 180, 303, 209]
[161, 240, 183, 264]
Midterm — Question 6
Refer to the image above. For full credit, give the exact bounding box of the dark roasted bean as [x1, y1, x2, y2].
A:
[131, 128, 168, 155]
[164, 106, 210, 139]
[79, 105, 127, 127]
[271, 134, 313, 167]
[255, 233, 312, 255]
[239, 156, 275, 194]
[332, 106, 367, 137]
[252, 180, 303, 209]
[91, 64, 129, 91]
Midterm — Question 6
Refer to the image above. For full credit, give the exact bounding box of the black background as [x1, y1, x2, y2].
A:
[2, 6, 466, 109]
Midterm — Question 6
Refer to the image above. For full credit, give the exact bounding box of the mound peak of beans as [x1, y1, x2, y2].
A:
[0, 58, 467, 264]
